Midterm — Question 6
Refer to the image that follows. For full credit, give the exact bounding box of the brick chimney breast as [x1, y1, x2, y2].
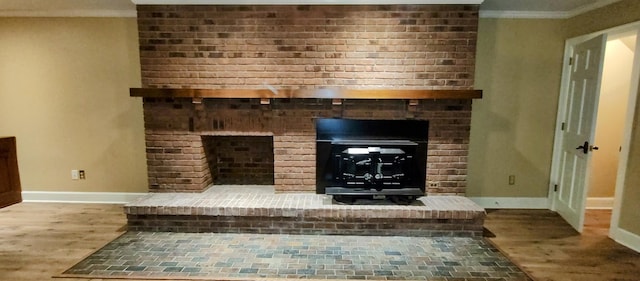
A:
[137, 4, 478, 90]
[136, 4, 478, 194]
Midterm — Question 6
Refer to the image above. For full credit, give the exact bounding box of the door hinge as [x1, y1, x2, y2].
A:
[554, 184, 558, 192]
[561, 122, 566, 131]
[569, 57, 573, 65]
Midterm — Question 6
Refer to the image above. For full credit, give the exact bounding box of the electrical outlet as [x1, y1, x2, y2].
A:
[508, 175, 515, 185]
[71, 170, 79, 180]
[428, 181, 439, 188]
[79, 170, 86, 180]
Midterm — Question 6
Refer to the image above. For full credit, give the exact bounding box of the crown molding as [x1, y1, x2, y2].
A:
[132, 0, 484, 4]
[0, 0, 484, 18]
[479, 10, 567, 19]
[4, 0, 620, 19]
[0, 0, 486, 18]
[566, 0, 622, 18]
[0, 9, 137, 18]
[480, 0, 622, 19]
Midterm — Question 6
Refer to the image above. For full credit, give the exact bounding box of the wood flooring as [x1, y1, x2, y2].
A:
[0, 203, 638, 281]
[484, 209, 640, 281]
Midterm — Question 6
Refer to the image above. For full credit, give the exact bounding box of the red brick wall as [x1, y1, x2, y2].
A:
[136, 4, 478, 194]
[137, 5, 478, 89]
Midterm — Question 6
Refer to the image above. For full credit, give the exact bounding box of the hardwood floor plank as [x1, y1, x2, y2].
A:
[0, 203, 128, 281]
[484, 209, 640, 281]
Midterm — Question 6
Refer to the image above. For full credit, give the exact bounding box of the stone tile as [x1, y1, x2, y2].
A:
[63, 232, 531, 281]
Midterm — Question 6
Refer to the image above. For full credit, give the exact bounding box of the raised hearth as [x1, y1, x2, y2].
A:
[125, 185, 486, 237]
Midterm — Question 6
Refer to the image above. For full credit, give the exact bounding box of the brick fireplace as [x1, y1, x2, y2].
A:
[135, 4, 479, 195]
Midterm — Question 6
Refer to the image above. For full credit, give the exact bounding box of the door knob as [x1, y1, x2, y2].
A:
[576, 141, 589, 154]
[590, 145, 599, 151]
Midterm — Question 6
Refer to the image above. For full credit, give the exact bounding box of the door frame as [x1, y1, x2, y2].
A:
[610, 26, 640, 241]
[549, 21, 640, 237]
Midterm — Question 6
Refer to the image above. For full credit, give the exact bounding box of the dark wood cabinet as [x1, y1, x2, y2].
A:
[0, 137, 22, 208]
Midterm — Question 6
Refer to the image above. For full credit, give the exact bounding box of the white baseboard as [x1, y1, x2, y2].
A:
[611, 227, 640, 253]
[22, 191, 148, 204]
[468, 197, 548, 209]
[586, 197, 614, 209]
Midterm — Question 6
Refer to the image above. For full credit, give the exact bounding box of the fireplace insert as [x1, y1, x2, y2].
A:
[316, 119, 428, 203]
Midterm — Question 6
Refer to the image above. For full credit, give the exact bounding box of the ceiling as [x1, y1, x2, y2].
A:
[0, 0, 624, 18]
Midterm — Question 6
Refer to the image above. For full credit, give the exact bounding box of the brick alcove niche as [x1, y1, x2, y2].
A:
[202, 135, 275, 185]
[136, 4, 479, 195]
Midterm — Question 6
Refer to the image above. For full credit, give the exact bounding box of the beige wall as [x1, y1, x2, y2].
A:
[0, 17, 148, 193]
[468, 18, 564, 197]
[0, 2, 637, 234]
[470, 2, 640, 239]
[589, 38, 634, 198]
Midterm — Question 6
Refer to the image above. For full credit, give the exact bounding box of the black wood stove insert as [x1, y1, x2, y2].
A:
[316, 119, 428, 203]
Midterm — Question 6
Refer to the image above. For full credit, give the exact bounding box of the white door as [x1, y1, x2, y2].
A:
[555, 34, 607, 232]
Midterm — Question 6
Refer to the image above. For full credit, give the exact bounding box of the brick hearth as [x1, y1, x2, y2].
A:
[125, 186, 485, 236]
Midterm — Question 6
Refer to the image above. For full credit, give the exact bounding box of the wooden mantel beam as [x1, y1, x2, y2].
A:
[130, 88, 482, 100]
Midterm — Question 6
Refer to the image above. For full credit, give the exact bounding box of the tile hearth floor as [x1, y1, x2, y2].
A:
[63, 231, 530, 280]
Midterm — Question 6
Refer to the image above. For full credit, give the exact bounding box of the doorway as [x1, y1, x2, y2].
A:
[550, 22, 640, 235]
[587, 32, 637, 210]
[584, 31, 637, 233]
